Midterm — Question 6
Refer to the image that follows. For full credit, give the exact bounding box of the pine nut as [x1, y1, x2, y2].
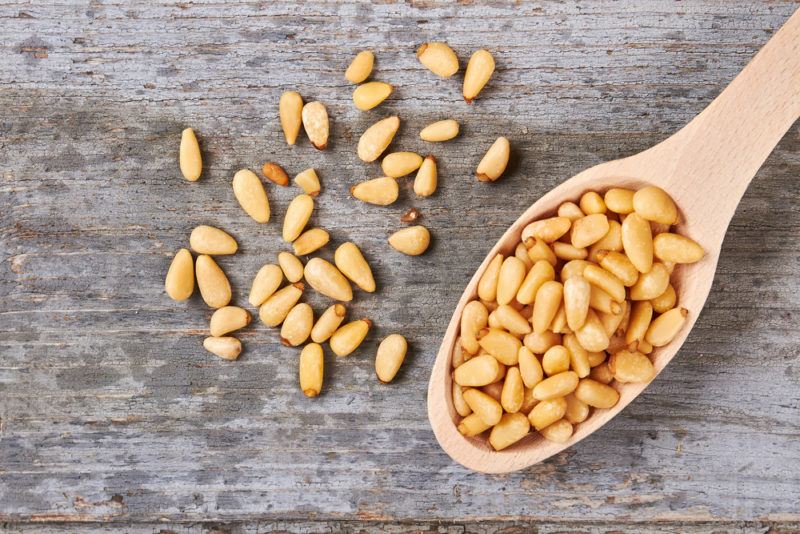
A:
[587, 220, 623, 262]
[283, 194, 314, 242]
[463, 49, 495, 102]
[539, 419, 573, 443]
[301, 101, 329, 150]
[599, 301, 627, 337]
[633, 186, 678, 224]
[542, 345, 570, 376]
[279, 303, 313, 347]
[478, 254, 503, 302]
[165, 248, 194, 301]
[248, 264, 283, 307]
[589, 285, 621, 315]
[382, 151, 423, 178]
[413, 155, 438, 197]
[417, 42, 459, 78]
[345, 50, 374, 84]
[190, 225, 238, 255]
[630, 262, 670, 300]
[564, 394, 589, 424]
[621, 213, 654, 273]
[562, 333, 591, 378]
[522, 216, 571, 243]
[579, 191, 606, 214]
[651, 284, 677, 314]
[464, 388, 503, 425]
[526, 238, 557, 266]
[293, 228, 330, 255]
[558, 201, 585, 221]
[489, 412, 530, 451]
[334, 242, 376, 293]
[520, 387, 539, 414]
[645, 307, 688, 347]
[454, 354, 502, 387]
[476, 136, 510, 182]
[596, 250, 638, 286]
[587, 349, 607, 367]
[560, 259, 591, 282]
[528, 397, 567, 430]
[553, 242, 588, 261]
[589, 362, 614, 384]
[458, 413, 492, 437]
[515, 242, 534, 269]
[310, 303, 346, 344]
[294, 168, 321, 197]
[604, 188, 635, 214]
[358, 116, 400, 162]
[353, 81, 393, 111]
[575, 309, 610, 352]
[608, 350, 655, 383]
[257, 163, 288, 188]
[330, 319, 371, 357]
[232, 169, 270, 223]
[299, 343, 324, 397]
[532, 280, 563, 334]
[549, 304, 569, 334]
[179, 128, 202, 181]
[478, 328, 522, 365]
[625, 301, 653, 345]
[653, 233, 705, 263]
[203, 336, 241, 361]
[574, 378, 619, 409]
[563, 275, 591, 331]
[494, 304, 532, 335]
[583, 264, 626, 303]
[501, 367, 524, 413]
[516, 259, 555, 305]
[351, 177, 399, 205]
[375, 334, 407, 383]
[461, 300, 489, 355]
[533, 371, 578, 401]
[278, 252, 304, 283]
[388, 225, 430, 255]
[420, 119, 459, 142]
[195, 255, 232, 309]
[571, 213, 610, 248]
[210, 306, 251, 337]
[304, 257, 353, 302]
[496, 256, 526, 305]
[518, 346, 544, 388]
[279, 91, 303, 145]
[259, 283, 304, 327]
[453, 383, 472, 417]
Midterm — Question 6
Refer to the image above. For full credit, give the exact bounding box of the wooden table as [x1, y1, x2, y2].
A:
[1, 2, 798, 532]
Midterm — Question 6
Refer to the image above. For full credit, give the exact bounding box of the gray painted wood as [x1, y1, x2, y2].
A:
[0, 0, 798, 528]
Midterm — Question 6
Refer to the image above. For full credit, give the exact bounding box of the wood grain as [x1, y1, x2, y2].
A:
[0, 0, 798, 528]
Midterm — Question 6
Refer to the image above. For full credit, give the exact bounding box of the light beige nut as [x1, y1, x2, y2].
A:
[464, 388, 503, 426]
[334, 242, 376, 292]
[259, 283, 304, 327]
[279, 91, 303, 145]
[420, 119, 459, 142]
[278, 252, 304, 283]
[604, 188, 635, 214]
[477, 253, 503, 302]
[294, 168, 321, 197]
[563, 275, 591, 331]
[651, 284, 677, 314]
[417, 42, 459, 78]
[248, 264, 283, 307]
[283, 194, 314, 242]
[575, 309, 610, 352]
[299, 343, 324, 397]
[195, 255, 232, 309]
[633, 186, 678, 224]
[301, 101, 329, 150]
[622, 213, 654, 274]
[588, 220, 623, 262]
[476, 136, 510, 182]
[571, 214, 610, 248]
[311, 303, 347, 343]
[375, 333, 408, 383]
[496, 256, 526, 305]
[463, 49, 495, 103]
[165, 248, 194, 301]
[494, 304, 532, 335]
[478, 328, 522, 365]
[414, 155, 437, 197]
[453, 383, 472, 417]
[532, 280, 563, 334]
[330, 319, 371, 357]
[529, 397, 567, 430]
[453, 354, 502, 387]
[625, 300, 653, 345]
[596, 250, 638, 287]
[574, 378, 619, 408]
[645, 307, 688, 347]
[558, 201, 585, 222]
[293, 228, 330, 256]
[518, 346, 544, 389]
[209, 306, 251, 337]
[523, 330, 562, 355]
[261, 162, 289, 186]
[589, 362, 615, 383]
[542, 345, 570, 376]
[653, 233, 705, 263]
[304, 257, 353, 301]
[516, 259, 555, 305]
[203, 336, 241, 361]
[580, 192, 606, 215]
[458, 413, 492, 437]
[232, 169, 270, 223]
[350, 177, 399, 205]
[539, 419, 573, 443]
[358, 116, 400, 162]
[533, 371, 579, 401]
[345, 50, 374, 84]
[521, 217, 571, 243]
[489, 412, 530, 451]
[460, 300, 489, 355]
[388, 225, 430, 255]
[500, 367, 524, 414]
[608, 349, 655, 383]
[353, 81, 393, 111]
[280, 303, 313, 347]
[564, 394, 589, 424]
[190, 225, 238, 255]
[382, 152, 423, 178]
[179, 128, 202, 181]
[630, 262, 670, 301]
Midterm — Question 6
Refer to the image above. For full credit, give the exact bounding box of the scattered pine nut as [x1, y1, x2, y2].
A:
[203, 336, 241, 361]
[476, 136, 510, 182]
[259, 283, 304, 327]
[179, 128, 202, 181]
[283, 194, 314, 242]
[248, 264, 283, 307]
[353, 81, 393, 111]
[292, 228, 330, 255]
[209, 306, 251, 337]
[303, 257, 353, 302]
[413, 155, 437, 197]
[330, 319, 371, 357]
[280, 303, 314, 346]
[345, 50, 374, 84]
[165, 248, 194, 301]
[358, 116, 400, 162]
[190, 225, 238, 255]
[301, 101, 329, 150]
[279, 91, 304, 145]
[416, 42, 459, 78]
[232, 169, 270, 223]
[420, 119, 459, 142]
[375, 334, 408, 383]
[310, 303, 346, 343]
[463, 49, 495, 103]
[299, 343, 324, 397]
[388, 225, 430, 256]
[261, 162, 289, 186]
[294, 168, 321, 197]
[382, 152, 423, 178]
[350, 177, 399, 206]
[278, 252, 304, 283]
[195, 254, 232, 309]
[334, 242, 376, 293]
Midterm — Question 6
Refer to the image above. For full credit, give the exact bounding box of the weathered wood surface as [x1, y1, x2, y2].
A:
[1, 1, 798, 530]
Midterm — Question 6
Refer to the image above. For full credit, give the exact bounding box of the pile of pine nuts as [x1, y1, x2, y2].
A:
[166, 43, 504, 398]
[452, 186, 704, 450]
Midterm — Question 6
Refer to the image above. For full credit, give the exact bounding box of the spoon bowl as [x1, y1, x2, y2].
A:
[428, 9, 800, 473]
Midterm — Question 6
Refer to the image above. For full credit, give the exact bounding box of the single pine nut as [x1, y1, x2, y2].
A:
[351, 177, 399, 205]
[210, 306, 251, 337]
[599, 301, 627, 337]
[533, 371, 579, 400]
[487, 309, 501, 329]
[476, 137, 510, 182]
[461, 300, 489, 355]
[515, 242, 534, 269]
[532, 281, 564, 334]
[542, 345, 570, 376]
[452, 338, 469, 368]
[625, 301, 653, 345]
[521, 216, 571, 243]
[454, 354, 501, 387]
[575, 378, 619, 408]
[463, 49, 495, 102]
[653, 233, 705, 263]
[579, 191, 606, 214]
[526, 238, 557, 266]
[589, 362, 614, 384]
[190, 226, 238, 255]
[420, 119, 459, 142]
[489, 412, 530, 451]
[633, 186, 678, 224]
[334, 242, 375, 293]
[283, 194, 314, 242]
[500, 367, 524, 413]
[497, 256, 526, 305]
[589, 285, 621, 315]
[463, 388, 503, 425]
[571, 214, 610, 248]
[616, 298, 632, 336]
[280, 303, 313, 346]
[553, 242, 588, 261]
[458, 413, 492, 437]
[248, 264, 283, 307]
[353, 81, 393, 111]
[203, 336, 241, 361]
[604, 188, 635, 214]
[293, 228, 330, 255]
[564, 275, 591, 331]
[311, 303, 347, 343]
[195, 255, 231, 309]
[232, 169, 270, 223]
[630, 262, 670, 300]
[517, 347, 543, 390]
[375, 334, 407, 383]
[259, 162, 288, 187]
[358, 116, 400, 162]
[278, 252, 304, 283]
[345, 50, 374, 83]
[279, 91, 303, 145]
[304, 258, 353, 302]
[382, 151, 423, 178]
[583, 264, 626, 303]
[588, 220, 623, 262]
[646, 307, 688, 347]
[549, 304, 569, 334]
[179, 128, 202, 181]
[330, 318, 371, 357]
[588, 349, 607, 367]
[259, 283, 304, 327]
[529, 397, 567, 430]
[560, 259, 591, 282]
[301, 101, 329, 150]
[596, 250, 638, 286]
[478, 254, 504, 302]
[608, 350, 655, 383]
[494, 305, 531, 335]
[413, 155, 438, 197]
[575, 309, 610, 352]
[299, 343, 324, 397]
[453, 382, 472, 417]
[165, 248, 194, 301]
[294, 168, 321, 197]
[539, 419, 573, 443]
[517, 259, 555, 305]
[558, 201, 585, 221]
[478, 328, 522, 365]
[564, 394, 589, 424]
[621, 213, 654, 273]
[651, 284, 677, 314]
[388, 225, 430, 255]
[563, 333, 591, 378]
[417, 42, 459, 77]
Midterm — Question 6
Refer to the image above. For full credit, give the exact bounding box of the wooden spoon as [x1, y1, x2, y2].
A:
[428, 9, 800, 474]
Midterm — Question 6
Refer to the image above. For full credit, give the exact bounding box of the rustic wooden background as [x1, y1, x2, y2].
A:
[1, 1, 799, 533]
